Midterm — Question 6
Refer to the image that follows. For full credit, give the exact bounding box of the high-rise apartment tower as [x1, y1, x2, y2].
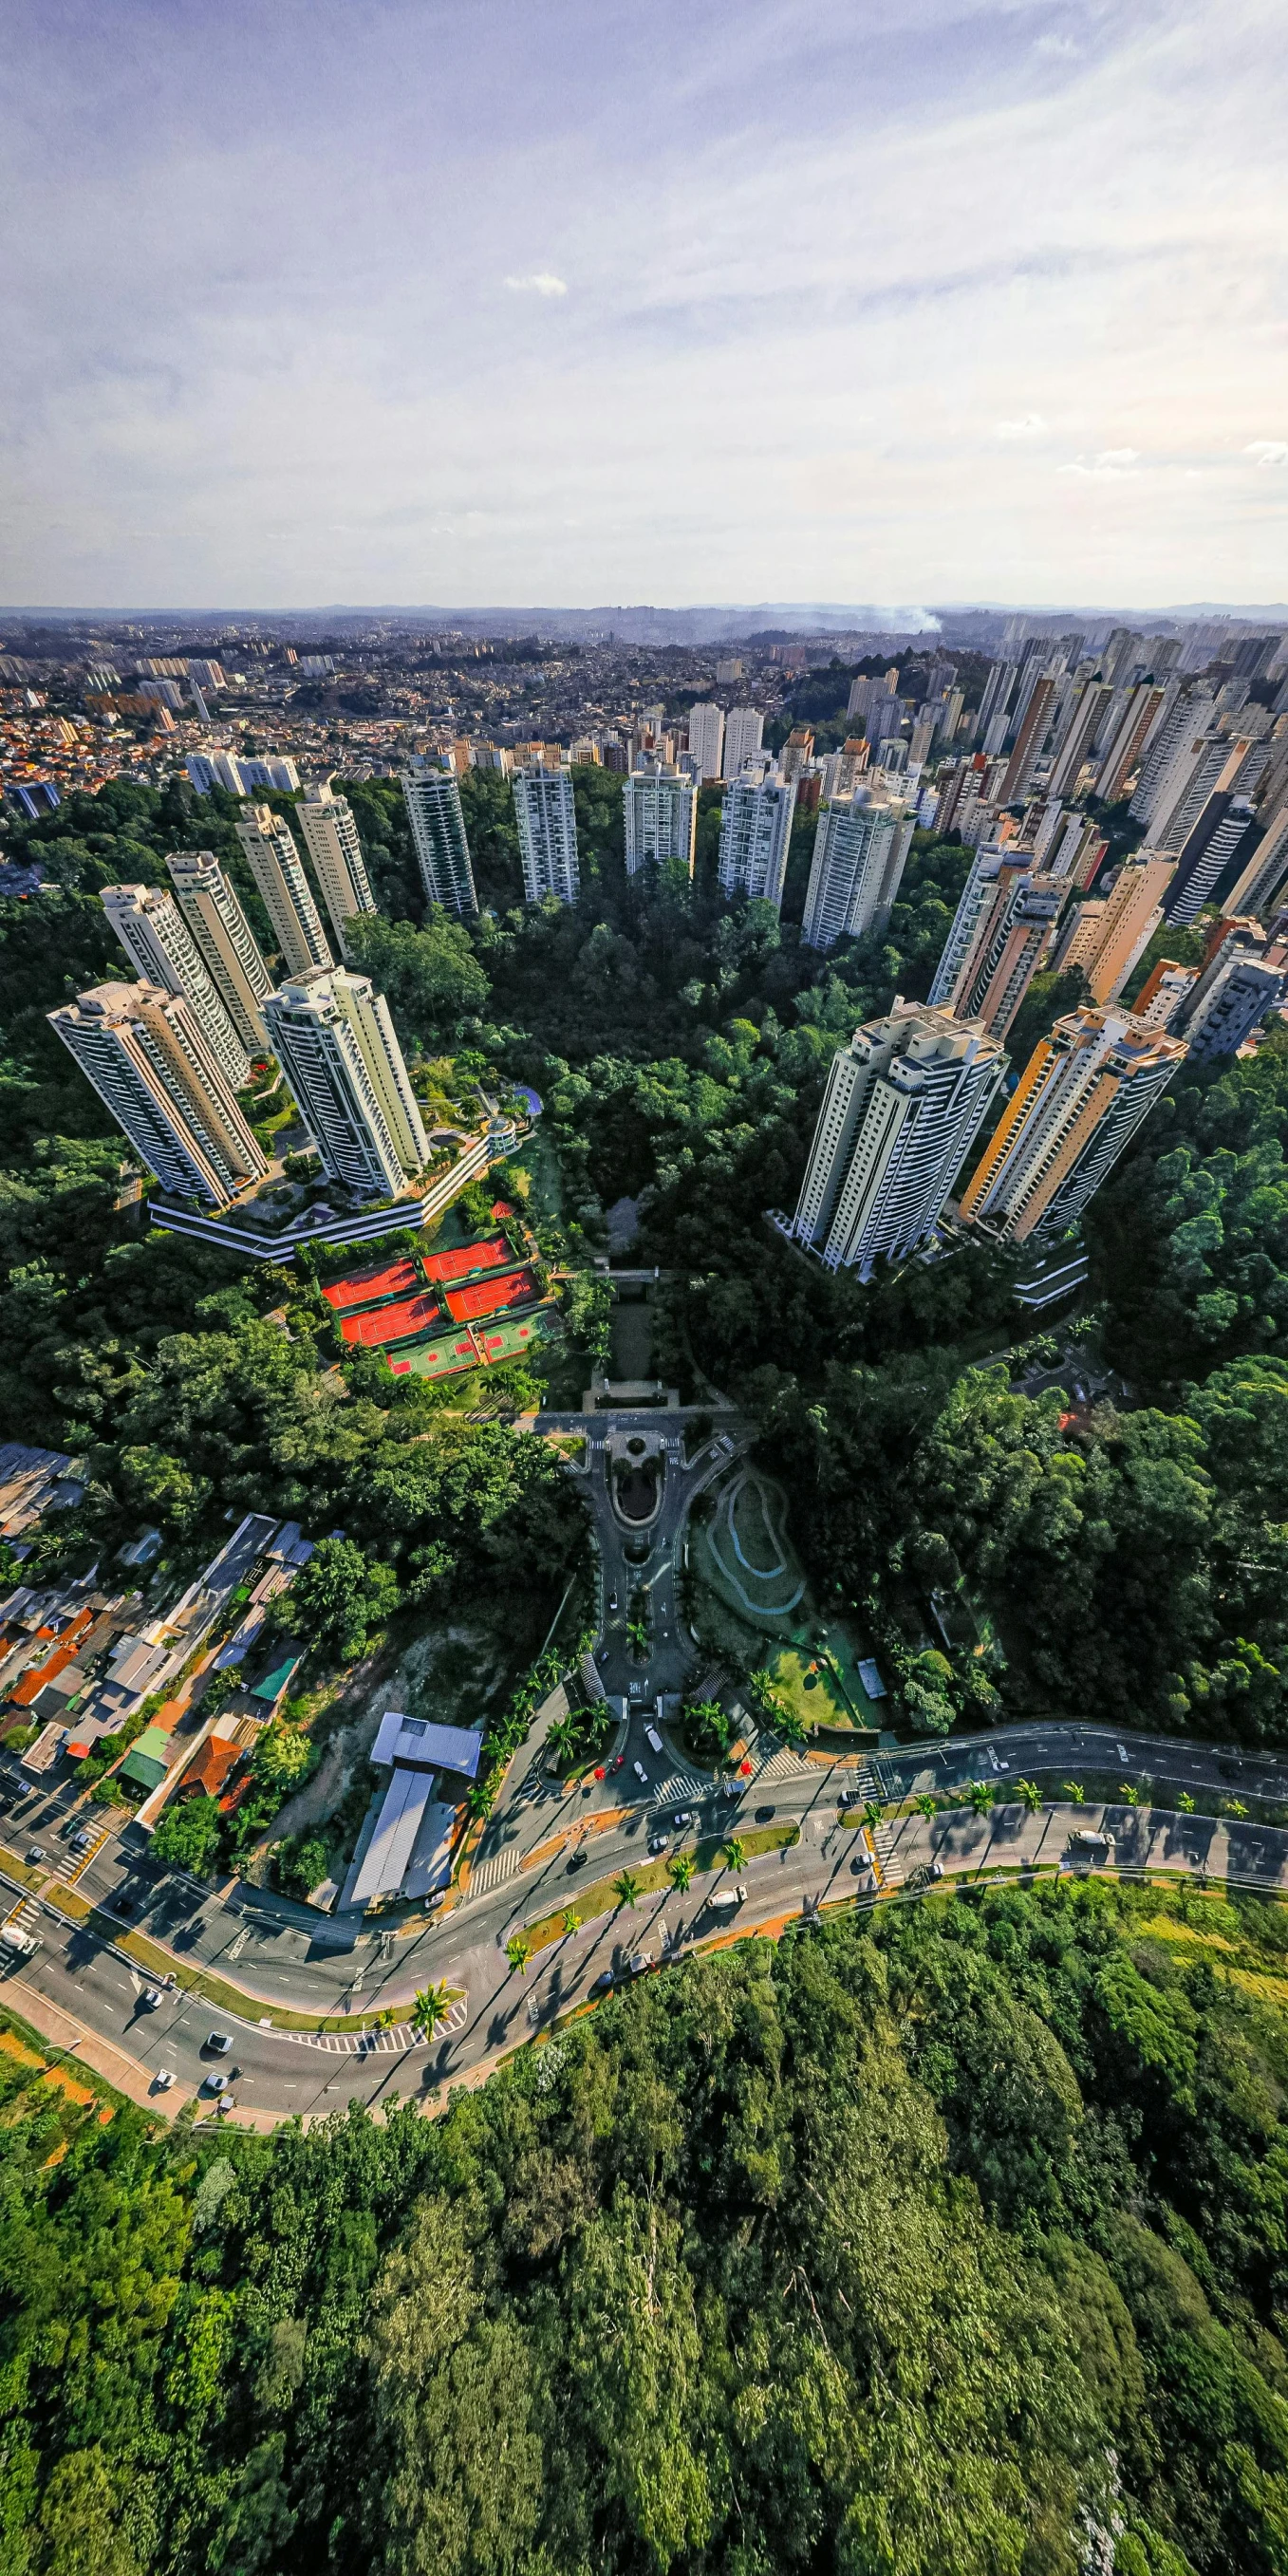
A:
[801, 793, 914, 953]
[717, 770, 796, 908]
[789, 999, 1006, 1277]
[513, 765, 580, 905]
[101, 882, 251, 1089]
[721, 707, 765, 778]
[400, 758, 478, 917]
[48, 982, 268, 1208]
[960, 1007, 1185, 1241]
[623, 768, 698, 877]
[165, 851, 274, 1055]
[296, 783, 378, 957]
[263, 967, 429, 1200]
[686, 703, 725, 781]
[234, 804, 333, 977]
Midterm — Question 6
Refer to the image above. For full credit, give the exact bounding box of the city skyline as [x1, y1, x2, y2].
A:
[3, 0, 1284, 609]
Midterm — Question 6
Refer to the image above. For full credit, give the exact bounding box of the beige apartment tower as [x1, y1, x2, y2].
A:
[166, 850, 275, 1055]
[48, 982, 268, 1208]
[790, 999, 1006, 1278]
[960, 1006, 1185, 1242]
[262, 966, 429, 1200]
[234, 802, 334, 977]
[296, 783, 378, 957]
[1050, 855, 1174, 1005]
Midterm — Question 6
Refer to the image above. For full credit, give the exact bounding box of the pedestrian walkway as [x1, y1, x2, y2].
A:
[467, 1844, 525, 1896]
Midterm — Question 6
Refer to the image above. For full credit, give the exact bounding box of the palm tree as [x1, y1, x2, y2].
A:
[775, 1707, 808, 1751]
[723, 1836, 746, 1874]
[668, 1852, 695, 1893]
[1062, 1782, 1085, 1805]
[1017, 1779, 1042, 1814]
[411, 1980, 454, 2038]
[562, 1908, 582, 1937]
[915, 1793, 938, 1820]
[613, 1871, 640, 1912]
[546, 1713, 581, 1768]
[466, 1775, 495, 1820]
[626, 1616, 650, 1660]
[1178, 1791, 1196, 1814]
[968, 1780, 995, 1817]
[1121, 1783, 1140, 1806]
[862, 1801, 884, 1833]
[1222, 1797, 1248, 1820]
[505, 1932, 532, 1974]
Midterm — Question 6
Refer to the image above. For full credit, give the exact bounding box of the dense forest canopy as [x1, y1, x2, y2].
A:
[7, 1883, 1288, 2575]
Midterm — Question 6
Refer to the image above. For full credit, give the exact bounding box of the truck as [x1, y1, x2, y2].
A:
[1070, 1828, 1115, 1861]
[0, 1925, 39, 1959]
[707, 1883, 748, 1914]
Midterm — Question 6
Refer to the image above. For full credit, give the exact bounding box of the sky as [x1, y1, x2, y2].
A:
[1, 0, 1285, 613]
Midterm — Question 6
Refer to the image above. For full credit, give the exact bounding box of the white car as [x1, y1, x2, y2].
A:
[203, 2070, 230, 2095]
[140, 1987, 162, 2009]
[644, 1725, 663, 1755]
[633, 1761, 649, 1786]
[205, 2031, 233, 2055]
[154, 2069, 176, 2091]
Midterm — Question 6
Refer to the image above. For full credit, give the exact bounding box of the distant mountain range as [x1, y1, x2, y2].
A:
[3, 599, 1286, 645]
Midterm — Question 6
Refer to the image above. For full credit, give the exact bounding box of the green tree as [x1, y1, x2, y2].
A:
[1017, 1779, 1042, 1813]
[343, 912, 489, 1042]
[968, 1781, 996, 1817]
[411, 1982, 455, 2038]
[562, 1910, 582, 1937]
[723, 1836, 746, 1874]
[505, 1932, 532, 1974]
[613, 1872, 640, 1912]
[668, 1853, 695, 1893]
[151, 1792, 223, 1876]
[275, 1535, 399, 1664]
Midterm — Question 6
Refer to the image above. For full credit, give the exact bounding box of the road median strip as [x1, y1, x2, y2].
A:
[519, 1821, 800, 1956]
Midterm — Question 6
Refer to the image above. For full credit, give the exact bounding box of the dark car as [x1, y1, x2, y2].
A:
[566, 1847, 589, 1874]
[647, 1833, 669, 1856]
[589, 1969, 615, 1992]
[25, 1845, 45, 1866]
[755, 1804, 776, 1823]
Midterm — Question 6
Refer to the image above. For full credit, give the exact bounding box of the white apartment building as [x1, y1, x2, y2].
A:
[234, 804, 333, 978]
[623, 768, 698, 877]
[166, 850, 275, 1056]
[400, 758, 478, 916]
[790, 1000, 1006, 1278]
[296, 782, 378, 957]
[263, 967, 430, 1201]
[801, 793, 914, 952]
[721, 706, 765, 779]
[717, 770, 796, 908]
[686, 703, 725, 780]
[48, 982, 268, 1208]
[513, 765, 580, 905]
[101, 882, 251, 1089]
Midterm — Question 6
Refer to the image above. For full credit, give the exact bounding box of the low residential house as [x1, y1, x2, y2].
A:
[174, 1733, 246, 1808]
[119, 1725, 174, 1795]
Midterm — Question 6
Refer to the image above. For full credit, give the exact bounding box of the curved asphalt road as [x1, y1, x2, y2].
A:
[5, 1409, 1288, 2122]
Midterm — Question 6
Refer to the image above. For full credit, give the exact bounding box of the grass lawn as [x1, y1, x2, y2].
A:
[765, 1641, 882, 1737]
[520, 1821, 800, 1955]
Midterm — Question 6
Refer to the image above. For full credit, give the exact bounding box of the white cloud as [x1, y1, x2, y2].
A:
[995, 412, 1048, 439]
[504, 271, 568, 297]
[1246, 439, 1288, 466]
[1059, 447, 1141, 477]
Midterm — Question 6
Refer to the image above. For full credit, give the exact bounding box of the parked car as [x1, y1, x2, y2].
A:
[755, 1804, 776, 1823]
[204, 2031, 233, 2056]
[153, 2069, 176, 2091]
[589, 1969, 615, 1992]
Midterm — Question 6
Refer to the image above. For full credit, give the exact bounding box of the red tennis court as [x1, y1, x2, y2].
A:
[322, 1259, 420, 1313]
[339, 1292, 441, 1346]
[421, 1233, 511, 1284]
[444, 1267, 537, 1323]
